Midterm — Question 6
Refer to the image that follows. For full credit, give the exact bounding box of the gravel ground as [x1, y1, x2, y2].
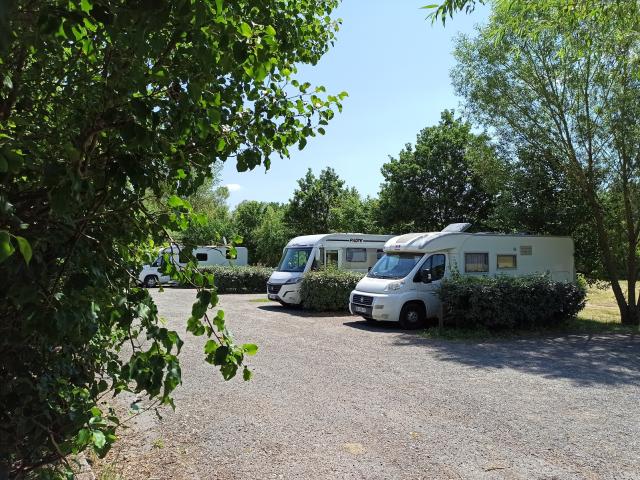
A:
[96, 289, 640, 480]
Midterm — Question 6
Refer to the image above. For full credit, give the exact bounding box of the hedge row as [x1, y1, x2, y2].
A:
[300, 269, 365, 311]
[199, 265, 273, 293]
[439, 274, 586, 329]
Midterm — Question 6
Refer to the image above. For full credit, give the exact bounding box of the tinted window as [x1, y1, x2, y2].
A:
[178, 249, 190, 264]
[419, 254, 446, 281]
[431, 254, 446, 280]
[196, 253, 208, 262]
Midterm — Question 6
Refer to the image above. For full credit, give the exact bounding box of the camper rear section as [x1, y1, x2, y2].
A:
[451, 235, 574, 282]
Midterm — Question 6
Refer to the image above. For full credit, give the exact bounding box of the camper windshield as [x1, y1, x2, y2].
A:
[368, 253, 424, 279]
[277, 247, 313, 272]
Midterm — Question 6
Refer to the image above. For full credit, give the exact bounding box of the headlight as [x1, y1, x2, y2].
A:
[285, 277, 303, 284]
[384, 281, 405, 291]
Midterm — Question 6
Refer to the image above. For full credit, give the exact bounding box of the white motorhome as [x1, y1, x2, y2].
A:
[267, 233, 395, 305]
[349, 223, 575, 329]
[139, 245, 249, 287]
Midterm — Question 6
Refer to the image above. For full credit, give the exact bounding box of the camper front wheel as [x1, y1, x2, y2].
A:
[399, 302, 426, 330]
[144, 275, 159, 288]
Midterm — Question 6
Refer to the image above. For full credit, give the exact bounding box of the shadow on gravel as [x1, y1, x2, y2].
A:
[343, 320, 414, 333]
[392, 332, 640, 387]
[257, 305, 352, 318]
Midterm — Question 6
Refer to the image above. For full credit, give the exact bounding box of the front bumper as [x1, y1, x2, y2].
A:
[267, 282, 302, 305]
[349, 290, 403, 322]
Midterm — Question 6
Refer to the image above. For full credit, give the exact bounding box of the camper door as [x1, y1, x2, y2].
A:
[324, 248, 342, 268]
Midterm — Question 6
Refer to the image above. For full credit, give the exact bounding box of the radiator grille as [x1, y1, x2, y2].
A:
[352, 294, 373, 306]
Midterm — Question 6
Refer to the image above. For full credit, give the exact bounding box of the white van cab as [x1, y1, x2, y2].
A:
[139, 244, 248, 287]
[267, 233, 395, 305]
[349, 223, 575, 329]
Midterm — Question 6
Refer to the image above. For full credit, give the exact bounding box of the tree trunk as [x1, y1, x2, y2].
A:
[582, 185, 633, 324]
[620, 301, 640, 326]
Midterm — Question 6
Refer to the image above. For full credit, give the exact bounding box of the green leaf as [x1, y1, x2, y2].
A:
[213, 310, 225, 331]
[239, 22, 252, 38]
[92, 430, 106, 449]
[80, 0, 92, 13]
[243, 366, 253, 381]
[167, 195, 184, 208]
[15, 236, 32, 264]
[76, 428, 91, 446]
[204, 339, 218, 354]
[242, 343, 258, 356]
[0, 230, 15, 263]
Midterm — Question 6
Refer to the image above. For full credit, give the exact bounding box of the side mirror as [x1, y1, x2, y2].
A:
[421, 268, 432, 284]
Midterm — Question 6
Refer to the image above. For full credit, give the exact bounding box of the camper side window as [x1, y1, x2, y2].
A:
[346, 248, 367, 263]
[497, 254, 517, 269]
[465, 253, 489, 273]
[196, 253, 208, 262]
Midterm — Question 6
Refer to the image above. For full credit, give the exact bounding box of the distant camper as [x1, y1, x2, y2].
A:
[267, 233, 395, 306]
[349, 223, 576, 329]
[139, 245, 248, 287]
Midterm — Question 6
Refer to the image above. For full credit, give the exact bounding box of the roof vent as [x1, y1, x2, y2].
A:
[441, 223, 472, 233]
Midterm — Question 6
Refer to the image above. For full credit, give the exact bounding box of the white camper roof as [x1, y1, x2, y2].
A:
[160, 244, 244, 253]
[384, 225, 572, 254]
[286, 233, 394, 248]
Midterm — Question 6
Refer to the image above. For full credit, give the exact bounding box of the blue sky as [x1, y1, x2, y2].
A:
[221, 1, 489, 207]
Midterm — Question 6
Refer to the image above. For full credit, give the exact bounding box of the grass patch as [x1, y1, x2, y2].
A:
[420, 284, 638, 340]
[248, 297, 273, 303]
[581, 282, 626, 323]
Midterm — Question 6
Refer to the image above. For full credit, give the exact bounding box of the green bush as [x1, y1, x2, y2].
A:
[200, 265, 273, 293]
[439, 274, 586, 329]
[300, 269, 365, 311]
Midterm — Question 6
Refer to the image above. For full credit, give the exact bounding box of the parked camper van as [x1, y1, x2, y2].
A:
[349, 223, 575, 329]
[267, 233, 395, 306]
[139, 245, 248, 287]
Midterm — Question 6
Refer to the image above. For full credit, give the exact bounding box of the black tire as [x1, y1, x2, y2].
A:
[399, 302, 426, 330]
[144, 275, 159, 288]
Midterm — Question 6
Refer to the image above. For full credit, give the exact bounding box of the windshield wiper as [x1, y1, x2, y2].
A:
[369, 273, 394, 279]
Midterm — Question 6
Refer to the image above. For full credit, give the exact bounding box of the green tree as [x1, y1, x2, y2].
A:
[285, 167, 349, 234]
[181, 182, 236, 245]
[328, 188, 381, 233]
[233, 200, 269, 257]
[0, 1, 345, 475]
[254, 204, 291, 266]
[488, 147, 599, 276]
[378, 110, 499, 233]
[451, 1, 640, 324]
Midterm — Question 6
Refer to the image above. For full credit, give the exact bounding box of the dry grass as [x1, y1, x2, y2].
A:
[581, 283, 626, 323]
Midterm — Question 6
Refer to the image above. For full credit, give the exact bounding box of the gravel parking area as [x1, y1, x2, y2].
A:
[98, 289, 640, 479]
